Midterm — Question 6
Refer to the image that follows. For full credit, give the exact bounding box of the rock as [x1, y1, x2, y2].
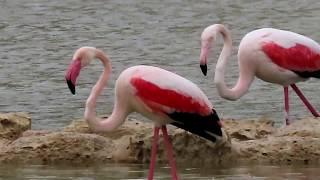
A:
[237, 117, 320, 165]
[64, 117, 153, 140]
[0, 112, 31, 140]
[22, 130, 53, 137]
[0, 132, 114, 164]
[223, 117, 276, 141]
[1, 112, 320, 166]
[0, 138, 11, 147]
[0, 124, 234, 166]
[64, 117, 235, 166]
[240, 136, 320, 165]
[110, 127, 236, 166]
[275, 117, 320, 138]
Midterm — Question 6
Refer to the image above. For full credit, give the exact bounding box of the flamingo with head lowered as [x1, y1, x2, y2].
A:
[199, 24, 320, 125]
[65, 47, 223, 180]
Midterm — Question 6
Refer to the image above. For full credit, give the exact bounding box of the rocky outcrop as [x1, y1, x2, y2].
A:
[0, 112, 31, 140]
[0, 132, 114, 164]
[240, 117, 320, 165]
[64, 118, 237, 165]
[240, 135, 320, 165]
[223, 117, 276, 141]
[0, 112, 319, 166]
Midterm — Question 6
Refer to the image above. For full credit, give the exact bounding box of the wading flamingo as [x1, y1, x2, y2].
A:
[199, 24, 320, 125]
[65, 47, 223, 180]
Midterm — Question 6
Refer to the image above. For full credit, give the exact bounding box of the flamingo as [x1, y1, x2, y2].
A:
[65, 47, 223, 180]
[199, 24, 320, 125]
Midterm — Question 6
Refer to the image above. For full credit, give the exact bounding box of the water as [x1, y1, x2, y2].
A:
[1, 0, 320, 179]
[0, 164, 319, 180]
[1, 0, 320, 130]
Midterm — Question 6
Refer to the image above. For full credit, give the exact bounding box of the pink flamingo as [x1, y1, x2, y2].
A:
[65, 47, 223, 180]
[199, 24, 320, 125]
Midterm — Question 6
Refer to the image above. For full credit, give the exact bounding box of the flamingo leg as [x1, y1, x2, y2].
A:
[161, 126, 179, 180]
[284, 86, 290, 125]
[148, 127, 160, 180]
[290, 84, 320, 117]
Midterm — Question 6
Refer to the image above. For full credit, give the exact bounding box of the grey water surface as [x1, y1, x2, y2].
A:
[1, 0, 320, 179]
[0, 164, 320, 180]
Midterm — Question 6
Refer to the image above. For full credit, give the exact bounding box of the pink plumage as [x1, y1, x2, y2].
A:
[262, 42, 320, 71]
[65, 47, 222, 180]
[130, 77, 211, 116]
[200, 24, 320, 125]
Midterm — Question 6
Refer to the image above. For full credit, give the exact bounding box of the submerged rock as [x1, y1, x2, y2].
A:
[0, 112, 319, 166]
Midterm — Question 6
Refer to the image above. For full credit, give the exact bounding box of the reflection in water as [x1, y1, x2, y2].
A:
[0, 164, 319, 179]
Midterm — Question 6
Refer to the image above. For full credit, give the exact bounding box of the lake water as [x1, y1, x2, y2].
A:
[0, 163, 319, 180]
[1, 0, 320, 179]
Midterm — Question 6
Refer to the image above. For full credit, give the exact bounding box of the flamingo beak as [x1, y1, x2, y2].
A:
[65, 59, 81, 95]
[200, 64, 207, 76]
[200, 44, 209, 76]
[66, 79, 76, 95]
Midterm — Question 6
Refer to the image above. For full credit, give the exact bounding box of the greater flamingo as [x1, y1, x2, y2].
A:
[65, 47, 223, 180]
[199, 24, 320, 125]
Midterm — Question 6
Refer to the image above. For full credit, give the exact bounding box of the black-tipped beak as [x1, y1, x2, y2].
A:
[200, 64, 207, 76]
[66, 79, 76, 95]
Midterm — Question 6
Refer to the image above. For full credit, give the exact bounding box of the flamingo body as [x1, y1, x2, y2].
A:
[200, 24, 320, 125]
[117, 65, 222, 139]
[262, 43, 320, 79]
[129, 66, 212, 116]
[65, 47, 222, 179]
[237, 28, 320, 86]
[243, 28, 320, 77]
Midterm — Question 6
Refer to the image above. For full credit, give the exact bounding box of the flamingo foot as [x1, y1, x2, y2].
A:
[161, 126, 179, 180]
[148, 127, 160, 180]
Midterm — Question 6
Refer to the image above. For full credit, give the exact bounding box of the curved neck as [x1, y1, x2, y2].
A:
[84, 49, 127, 132]
[213, 25, 253, 100]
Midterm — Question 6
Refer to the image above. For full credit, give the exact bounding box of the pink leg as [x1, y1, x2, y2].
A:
[291, 84, 320, 117]
[148, 127, 160, 180]
[161, 126, 179, 180]
[284, 86, 290, 125]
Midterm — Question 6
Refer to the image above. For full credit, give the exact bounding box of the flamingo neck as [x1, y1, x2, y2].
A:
[213, 25, 252, 100]
[84, 49, 127, 132]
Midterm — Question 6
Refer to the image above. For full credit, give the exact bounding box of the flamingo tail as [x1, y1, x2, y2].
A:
[168, 109, 222, 143]
[293, 70, 320, 78]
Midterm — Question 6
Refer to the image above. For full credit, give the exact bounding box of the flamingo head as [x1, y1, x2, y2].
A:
[200, 25, 217, 76]
[65, 47, 96, 94]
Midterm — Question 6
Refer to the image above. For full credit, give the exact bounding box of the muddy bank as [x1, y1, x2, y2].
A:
[0, 112, 319, 166]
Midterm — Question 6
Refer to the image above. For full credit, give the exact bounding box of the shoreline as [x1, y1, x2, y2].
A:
[0, 112, 319, 166]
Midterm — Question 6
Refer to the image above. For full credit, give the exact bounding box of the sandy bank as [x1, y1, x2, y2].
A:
[0, 112, 319, 166]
